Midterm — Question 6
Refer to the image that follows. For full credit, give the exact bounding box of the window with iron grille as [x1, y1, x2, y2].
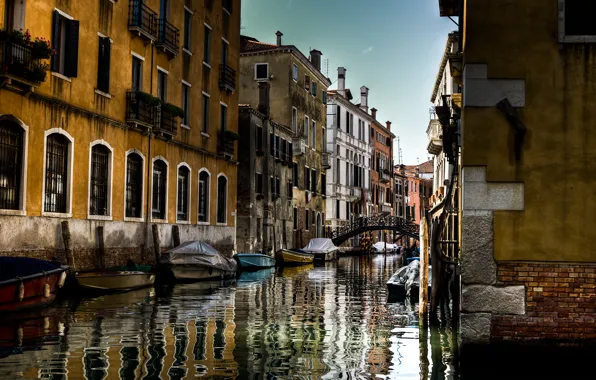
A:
[217, 175, 227, 223]
[0, 122, 23, 210]
[152, 159, 167, 219]
[89, 145, 110, 216]
[125, 152, 143, 218]
[44, 134, 69, 213]
[177, 166, 190, 221]
[198, 170, 210, 222]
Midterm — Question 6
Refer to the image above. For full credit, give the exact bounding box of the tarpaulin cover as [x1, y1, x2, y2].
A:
[160, 241, 237, 272]
[373, 242, 398, 252]
[302, 238, 338, 254]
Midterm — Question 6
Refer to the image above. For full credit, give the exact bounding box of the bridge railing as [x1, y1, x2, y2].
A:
[327, 215, 420, 241]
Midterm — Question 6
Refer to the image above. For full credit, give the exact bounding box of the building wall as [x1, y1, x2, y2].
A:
[370, 119, 394, 216]
[0, 0, 240, 266]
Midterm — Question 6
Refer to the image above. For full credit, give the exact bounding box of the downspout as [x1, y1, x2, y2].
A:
[144, 43, 155, 261]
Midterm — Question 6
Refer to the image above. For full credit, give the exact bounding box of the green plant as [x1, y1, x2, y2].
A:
[0, 29, 31, 44]
[162, 102, 185, 118]
[31, 37, 55, 59]
[136, 91, 161, 107]
[29, 61, 49, 82]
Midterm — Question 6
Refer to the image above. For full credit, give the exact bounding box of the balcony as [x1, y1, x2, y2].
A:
[426, 118, 443, 155]
[380, 170, 391, 183]
[322, 152, 331, 169]
[156, 19, 180, 58]
[128, 0, 158, 42]
[0, 40, 47, 92]
[156, 106, 178, 138]
[126, 90, 158, 131]
[219, 64, 236, 93]
[292, 136, 306, 156]
[348, 186, 362, 201]
[218, 130, 238, 159]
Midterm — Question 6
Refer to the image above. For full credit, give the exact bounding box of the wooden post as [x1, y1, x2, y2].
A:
[152, 224, 161, 262]
[97, 226, 105, 270]
[172, 225, 181, 247]
[419, 216, 430, 320]
[61, 221, 76, 273]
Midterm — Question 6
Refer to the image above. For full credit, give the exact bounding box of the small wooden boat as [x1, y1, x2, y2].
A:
[275, 249, 314, 266]
[387, 261, 431, 300]
[159, 241, 237, 281]
[0, 257, 68, 313]
[75, 270, 154, 292]
[235, 253, 276, 271]
[302, 238, 339, 262]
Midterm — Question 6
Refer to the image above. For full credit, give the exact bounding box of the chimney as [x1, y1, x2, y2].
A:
[258, 81, 270, 115]
[360, 86, 369, 113]
[371, 107, 377, 120]
[338, 67, 346, 96]
[386, 121, 392, 131]
[275, 31, 283, 47]
[310, 49, 322, 72]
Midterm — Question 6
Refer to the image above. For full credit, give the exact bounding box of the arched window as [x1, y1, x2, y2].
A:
[0, 121, 24, 210]
[216, 175, 227, 224]
[198, 170, 210, 222]
[177, 165, 190, 221]
[152, 159, 168, 220]
[89, 144, 111, 216]
[126, 152, 144, 218]
[44, 133, 70, 213]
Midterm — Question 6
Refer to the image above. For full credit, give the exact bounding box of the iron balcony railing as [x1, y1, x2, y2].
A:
[0, 40, 42, 84]
[322, 152, 331, 169]
[219, 64, 236, 92]
[128, 0, 158, 40]
[126, 91, 157, 129]
[218, 132, 235, 157]
[157, 19, 180, 55]
[157, 107, 178, 137]
[380, 170, 391, 183]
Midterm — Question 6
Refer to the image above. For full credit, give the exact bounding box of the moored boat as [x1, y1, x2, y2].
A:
[75, 270, 155, 292]
[235, 253, 276, 271]
[301, 238, 339, 262]
[159, 241, 237, 281]
[275, 249, 314, 266]
[386, 260, 432, 300]
[0, 257, 68, 313]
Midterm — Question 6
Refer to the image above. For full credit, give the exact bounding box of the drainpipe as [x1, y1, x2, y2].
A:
[144, 43, 155, 262]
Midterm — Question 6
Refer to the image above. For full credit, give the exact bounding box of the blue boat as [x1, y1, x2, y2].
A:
[234, 253, 276, 271]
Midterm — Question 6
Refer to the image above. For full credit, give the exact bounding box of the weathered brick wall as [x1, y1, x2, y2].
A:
[493, 262, 596, 340]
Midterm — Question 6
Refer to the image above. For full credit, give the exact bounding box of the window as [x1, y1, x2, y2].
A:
[223, 0, 232, 13]
[256, 173, 263, 194]
[293, 207, 297, 230]
[322, 127, 326, 151]
[181, 83, 191, 126]
[183, 8, 192, 51]
[560, 2, 596, 42]
[275, 136, 281, 159]
[44, 133, 70, 213]
[293, 163, 299, 186]
[257, 217, 262, 243]
[222, 38, 229, 66]
[125, 152, 143, 218]
[276, 176, 281, 196]
[202, 93, 209, 133]
[152, 159, 167, 219]
[198, 170, 210, 222]
[293, 64, 298, 81]
[281, 139, 287, 161]
[270, 132, 275, 156]
[336, 200, 340, 219]
[287, 179, 292, 198]
[157, 69, 167, 102]
[256, 126, 263, 151]
[304, 75, 310, 91]
[203, 25, 211, 63]
[311, 81, 317, 97]
[311, 120, 316, 148]
[305, 209, 309, 230]
[304, 166, 310, 191]
[321, 173, 326, 196]
[322, 91, 327, 104]
[288, 141, 293, 161]
[311, 169, 316, 194]
[337, 105, 341, 130]
[220, 103, 227, 131]
[217, 175, 227, 223]
[304, 116, 309, 146]
[177, 165, 190, 221]
[292, 107, 297, 134]
[132, 56, 143, 91]
[89, 144, 111, 216]
[51, 10, 79, 77]
[254, 63, 268, 80]
[3, 0, 25, 31]
[0, 121, 24, 211]
[96, 36, 111, 93]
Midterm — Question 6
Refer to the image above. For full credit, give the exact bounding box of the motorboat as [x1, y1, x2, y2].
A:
[235, 253, 276, 271]
[275, 249, 314, 266]
[159, 241, 237, 281]
[301, 238, 339, 262]
[75, 270, 155, 293]
[0, 257, 68, 312]
[386, 260, 432, 300]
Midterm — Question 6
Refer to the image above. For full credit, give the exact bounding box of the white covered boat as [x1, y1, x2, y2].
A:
[301, 238, 339, 262]
[159, 241, 237, 281]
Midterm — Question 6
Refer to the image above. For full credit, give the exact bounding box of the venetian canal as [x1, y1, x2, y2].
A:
[0, 255, 457, 379]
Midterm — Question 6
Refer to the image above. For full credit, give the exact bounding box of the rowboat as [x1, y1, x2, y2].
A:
[387, 260, 432, 300]
[301, 238, 339, 262]
[275, 249, 314, 266]
[159, 241, 237, 281]
[75, 270, 155, 292]
[0, 257, 68, 313]
[235, 253, 276, 271]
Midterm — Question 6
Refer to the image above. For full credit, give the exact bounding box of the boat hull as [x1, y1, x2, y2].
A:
[168, 265, 235, 281]
[311, 250, 338, 262]
[76, 271, 155, 292]
[275, 250, 314, 266]
[235, 254, 276, 271]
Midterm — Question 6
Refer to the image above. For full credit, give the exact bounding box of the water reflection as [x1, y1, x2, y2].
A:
[0, 255, 456, 379]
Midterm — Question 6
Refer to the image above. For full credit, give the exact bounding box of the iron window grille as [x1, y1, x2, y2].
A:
[125, 153, 143, 218]
[177, 166, 189, 221]
[152, 160, 167, 219]
[44, 134, 69, 213]
[0, 122, 23, 210]
[198, 171, 209, 222]
[217, 175, 227, 223]
[89, 145, 110, 216]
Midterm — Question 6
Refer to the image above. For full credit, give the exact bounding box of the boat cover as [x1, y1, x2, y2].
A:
[160, 241, 237, 272]
[302, 238, 338, 253]
[0, 257, 60, 282]
[388, 260, 421, 297]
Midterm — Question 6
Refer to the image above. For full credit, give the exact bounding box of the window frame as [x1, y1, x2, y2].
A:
[311, 120, 316, 149]
[176, 163, 192, 223]
[0, 115, 28, 216]
[254, 63, 269, 80]
[157, 67, 168, 102]
[41, 128, 74, 218]
[202, 92, 210, 135]
[131, 52, 144, 91]
[87, 140, 114, 220]
[124, 149, 145, 222]
[51, 8, 79, 79]
[292, 107, 298, 135]
[150, 156, 169, 222]
[203, 23, 212, 65]
[292, 63, 298, 81]
[216, 173, 228, 225]
[305, 208, 309, 231]
[198, 168, 211, 224]
[304, 115, 309, 146]
[558, 1, 596, 43]
[96, 33, 112, 95]
[181, 80, 191, 128]
[183, 6, 193, 53]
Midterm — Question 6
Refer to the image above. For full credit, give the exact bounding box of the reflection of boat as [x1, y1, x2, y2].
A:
[235, 253, 276, 271]
[275, 249, 314, 266]
[386, 260, 432, 300]
[281, 264, 314, 277]
[159, 241, 237, 281]
[301, 238, 339, 262]
[75, 271, 155, 292]
[237, 268, 275, 286]
[0, 257, 68, 312]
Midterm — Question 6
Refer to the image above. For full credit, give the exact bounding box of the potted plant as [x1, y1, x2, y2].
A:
[136, 91, 161, 107]
[29, 61, 50, 82]
[162, 102, 185, 118]
[31, 37, 55, 59]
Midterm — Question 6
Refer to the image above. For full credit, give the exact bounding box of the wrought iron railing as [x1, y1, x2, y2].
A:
[157, 19, 180, 53]
[0, 40, 42, 83]
[219, 64, 236, 92]
[157, 108, 178, 136]
[322, 152, 331, 168]
[126, 91, 157, 128]
[218, 133, 235, 157]
[327, 215, 420, 244]
[128, 0, 158, 40]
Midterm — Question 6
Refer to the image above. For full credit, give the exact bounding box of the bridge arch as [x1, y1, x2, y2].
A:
[327, 215, 420, 246]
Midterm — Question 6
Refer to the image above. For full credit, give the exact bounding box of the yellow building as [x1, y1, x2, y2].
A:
[0, 0, 240, 267]
[436, 0, 596, 345]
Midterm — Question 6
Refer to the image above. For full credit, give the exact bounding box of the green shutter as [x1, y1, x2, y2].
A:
[64, 19, 80, 77]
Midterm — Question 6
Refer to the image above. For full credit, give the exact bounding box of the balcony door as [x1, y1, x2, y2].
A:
[4, 0, 25, 31]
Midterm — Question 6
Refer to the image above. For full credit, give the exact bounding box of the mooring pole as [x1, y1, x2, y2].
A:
[61, 221, 76, 273]
[97, 226, 105, 270]
[152, 224, 161, 263]
[172, 225, 181, 247]
[419, 216, 430, 320]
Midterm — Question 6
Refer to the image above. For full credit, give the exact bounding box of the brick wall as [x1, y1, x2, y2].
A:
[493, 262, 596, 340]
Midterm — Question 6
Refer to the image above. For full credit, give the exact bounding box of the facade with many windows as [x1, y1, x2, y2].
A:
[0, 0, 240, 266]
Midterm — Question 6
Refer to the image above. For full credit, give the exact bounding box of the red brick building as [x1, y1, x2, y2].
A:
[404, 161, 433, 225]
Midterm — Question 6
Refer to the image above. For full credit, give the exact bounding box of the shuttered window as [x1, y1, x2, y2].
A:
[89, 145, 110, 216]
[51, 10, 79, 77]
[44, 134, 70, 213]
[97, 36, 111, 93]
[216, 175, 227, 224]
[152, 160, 167, 219]
[311, 169, 316, 194]
[125, 153, 143, 218]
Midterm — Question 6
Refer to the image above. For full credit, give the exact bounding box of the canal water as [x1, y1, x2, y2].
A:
[0, 255, 456, 379]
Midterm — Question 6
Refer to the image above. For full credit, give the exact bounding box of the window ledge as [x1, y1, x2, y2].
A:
[42, 212, 72, 218]
[94, 89, 112, 99]
[183, 48, 193, 56]
[181, 124, 191, 130]
[150, 218, 168, 224]
[203, 61, 211, 69]
[197, 221, 210, 226]
[176, 220, 191, 225]
[216, 222, 227, 226]
[88, 214, 113, 221]
[201, 132, 210, 138]
[51, 72, 72, 83]
[0, 209, 26, 216]
[124, 217, 145, 222]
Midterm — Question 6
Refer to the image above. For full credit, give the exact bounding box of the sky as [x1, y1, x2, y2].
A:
[240, 0, 456, 166]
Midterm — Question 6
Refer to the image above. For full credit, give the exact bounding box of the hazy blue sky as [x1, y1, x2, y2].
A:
[241, 0, 456, 165]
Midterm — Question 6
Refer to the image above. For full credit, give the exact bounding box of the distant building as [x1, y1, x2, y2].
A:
[403, 162, 433, 225]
